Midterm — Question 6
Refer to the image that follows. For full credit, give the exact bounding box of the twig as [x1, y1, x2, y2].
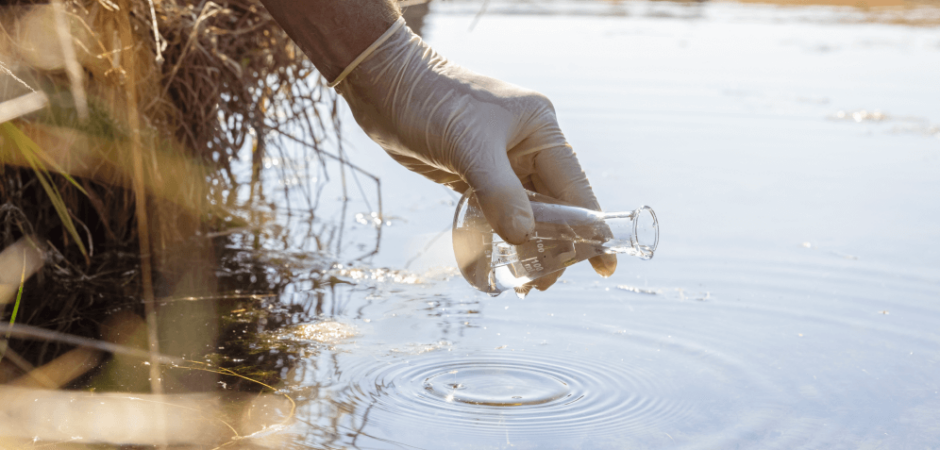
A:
[0, 322, 183, 364]
[95, 0, 119, 12]
[115, 9, 167, 445]
[147, 0, 166, 65]
[0, 92, 48, 125]
[9, 347, 102, 388]
[50, 0, 89, 120]
[469, 0, 491, 31]
[0, 59, 37, 94]
[160, 2, 223, 100]
[404, 223, 451, 269]
[0, 347, 57, 388]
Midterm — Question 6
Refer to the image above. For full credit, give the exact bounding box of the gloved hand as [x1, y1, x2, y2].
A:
[333, 18, 617, 290]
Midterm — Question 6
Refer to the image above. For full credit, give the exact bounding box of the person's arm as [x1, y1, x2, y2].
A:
[259, 0, 400, 82]
[260, 0, 617, 290]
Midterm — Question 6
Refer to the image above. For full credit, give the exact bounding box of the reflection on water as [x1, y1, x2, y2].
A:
[259, 256, 940, 449]
[264, 1, 938, 448]
[190, 1, 939, 448]
[433, 0, 940, 25]
[10, 0, 939, 448]
[335, 350, 695, 435]
[830, 109, 940, 137]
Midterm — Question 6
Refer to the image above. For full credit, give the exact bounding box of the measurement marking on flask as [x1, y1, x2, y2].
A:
[520, 256, 544, 273]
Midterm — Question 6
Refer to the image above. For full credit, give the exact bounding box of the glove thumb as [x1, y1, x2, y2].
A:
[464, 150, 535, 245]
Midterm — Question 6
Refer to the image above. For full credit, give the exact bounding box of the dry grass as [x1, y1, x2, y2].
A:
[0, 2, 356, 445]
[0, 0, 341, 344]
[0, 0, 397, 445]
[2, 0, 340, 243]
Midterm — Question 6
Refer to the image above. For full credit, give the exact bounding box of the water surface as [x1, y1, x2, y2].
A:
[249, 1, 940, 448]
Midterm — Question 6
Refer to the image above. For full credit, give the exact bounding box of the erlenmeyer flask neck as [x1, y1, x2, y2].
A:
[598, 211, 636, 220]
[597, 206, 659, 260]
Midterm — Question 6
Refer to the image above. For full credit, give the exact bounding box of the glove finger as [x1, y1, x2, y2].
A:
[513, 269, 563, 297]
[589, 256, 617, 278]
[534, 146, 617, 277]
[533, 268, 564, 291]
[533, 146, 599, 209]
[463, 148, 535, 246]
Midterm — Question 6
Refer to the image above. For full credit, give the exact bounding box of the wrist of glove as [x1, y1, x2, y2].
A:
[333, 17, 617, 283]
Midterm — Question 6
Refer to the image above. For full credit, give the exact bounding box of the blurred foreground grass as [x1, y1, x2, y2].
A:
[0, 0, 366, 446]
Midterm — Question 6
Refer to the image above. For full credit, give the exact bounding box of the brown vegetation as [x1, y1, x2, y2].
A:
[0, 2, 343, 441]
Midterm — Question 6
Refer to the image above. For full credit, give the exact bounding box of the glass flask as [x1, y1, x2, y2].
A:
[452, 190, 659, 295]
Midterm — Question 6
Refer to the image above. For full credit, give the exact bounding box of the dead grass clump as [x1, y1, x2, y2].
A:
[0, 0, 340, 371]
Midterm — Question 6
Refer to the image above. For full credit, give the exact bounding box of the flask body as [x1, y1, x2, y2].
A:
[452, 190, 658, 295]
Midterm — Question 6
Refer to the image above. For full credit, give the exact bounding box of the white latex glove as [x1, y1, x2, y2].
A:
[333, 18, 617, 285]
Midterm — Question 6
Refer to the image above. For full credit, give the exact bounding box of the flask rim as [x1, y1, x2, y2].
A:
[632, 205, 659, 258]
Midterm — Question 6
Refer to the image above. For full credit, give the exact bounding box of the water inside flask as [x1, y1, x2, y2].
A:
[452, 190, 659, 295]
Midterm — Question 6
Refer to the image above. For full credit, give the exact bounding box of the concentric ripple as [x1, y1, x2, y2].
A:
[291, 253, 940, 448]
[336, 350, 696, 437]
[423, 365, 570, 406]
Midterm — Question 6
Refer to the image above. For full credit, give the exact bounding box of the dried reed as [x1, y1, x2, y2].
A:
[0, 0, 349, 378]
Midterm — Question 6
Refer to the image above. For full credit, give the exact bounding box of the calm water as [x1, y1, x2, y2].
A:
[241, 1, 940, 448]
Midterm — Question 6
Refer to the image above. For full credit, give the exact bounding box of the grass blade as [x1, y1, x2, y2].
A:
[0, 249, 28, 364]
[0, 122, 88, 260]
[8, 251, 27, 336]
